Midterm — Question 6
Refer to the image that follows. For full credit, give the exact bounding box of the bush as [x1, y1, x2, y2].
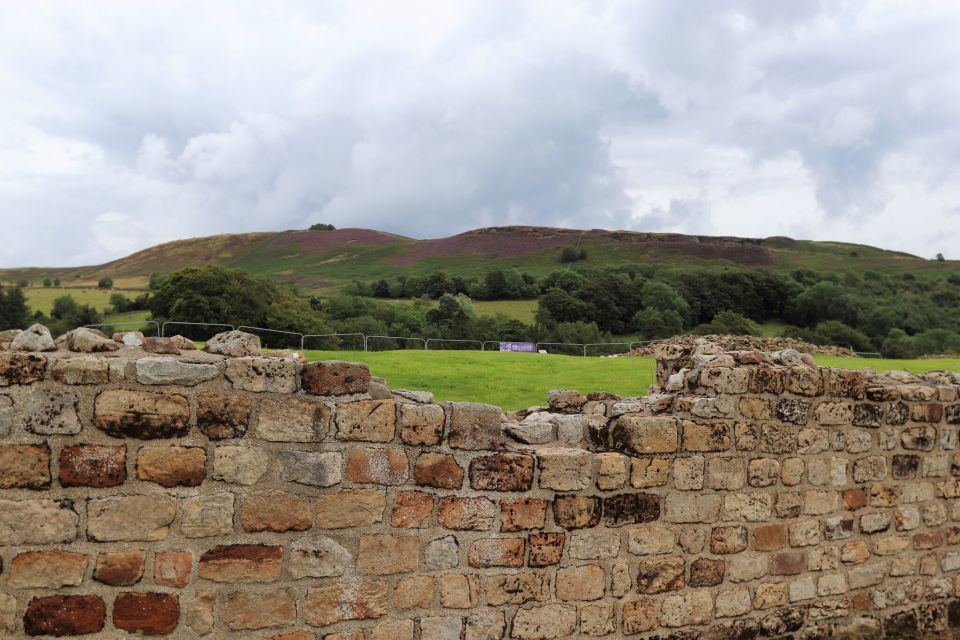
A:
[633, 308, 684, 340]
[309, 223, 336, 231]
[42, 278, 52, 288]
[559, 246, 587, 263]
[97, 277, 113, 289]
[692, 310, 760, 336]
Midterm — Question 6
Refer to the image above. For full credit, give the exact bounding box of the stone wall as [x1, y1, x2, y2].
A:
[1, 337, 960, 639]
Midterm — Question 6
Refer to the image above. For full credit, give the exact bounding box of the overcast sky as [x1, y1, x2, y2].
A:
[2, 0, 960, 267]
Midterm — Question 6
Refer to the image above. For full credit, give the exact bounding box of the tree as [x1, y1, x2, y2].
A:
[42, 278, 52, 288]
[16, 278, 28, 288]
[559, 247, 586, 263]
[937, 253, 946, 261]
[372, 279, 391, 298]
[148, 273, 166, 290]
[97, 277, 113, 289]
[692, 310, 761, 336]
[53, 278, 61, 287]
[309, 223, 336, 231]
[0, 286, 30, 330]
[634, 308, 684, 339]
[109, 293, 132, 314]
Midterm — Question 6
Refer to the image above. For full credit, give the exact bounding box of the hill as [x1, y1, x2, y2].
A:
[1, 225, 956, 292]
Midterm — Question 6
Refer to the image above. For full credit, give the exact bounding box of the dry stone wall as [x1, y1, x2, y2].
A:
[1, 336, 960, 639]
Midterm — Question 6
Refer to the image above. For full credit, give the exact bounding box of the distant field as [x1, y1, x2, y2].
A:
[298, 349, 960, 408]
[24, 287, 149, 315]
[374, 298, 538, 323]
[301, 350, 656, 409]
[757, 321, 789, 337]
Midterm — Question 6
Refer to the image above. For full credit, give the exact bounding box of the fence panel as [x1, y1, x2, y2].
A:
[425, 339, 483, 351]
[236, 326, 303, 350]
[160, 321, 235, 341]
[584, 342, 633, 357]
[300, 333, 367, 352]
[535, 342, 586, 356]
[85, 320, 161, 337]
[365, 336, 427, 351]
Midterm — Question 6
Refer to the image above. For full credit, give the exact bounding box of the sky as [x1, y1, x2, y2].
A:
[2, 0, 960, 267]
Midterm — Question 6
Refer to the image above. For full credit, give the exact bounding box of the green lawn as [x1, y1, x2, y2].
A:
[24, 287, 149, 315]
[299, 350, 960, 409]
[472, 299, 538, 322]
[302, 350, 656, 409]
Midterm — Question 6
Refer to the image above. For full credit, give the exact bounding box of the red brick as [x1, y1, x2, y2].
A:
[23, 595, 105, 636]
[113, 592, 180, 635]
[58, 444, 127, 488]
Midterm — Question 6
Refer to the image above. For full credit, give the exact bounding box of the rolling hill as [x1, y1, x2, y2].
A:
[1, 225, 955, 293]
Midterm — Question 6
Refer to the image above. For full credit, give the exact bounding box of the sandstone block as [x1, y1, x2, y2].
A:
[722, 492, 773, 522]
[23, 388, 80, 434]
[568, 529, 620, 559]
[467, 537, 524, 567]
[663, 493, 721, 523]
[180, 492, 235, 538]
[749, 457, 781, 487]
[802, 489, 839, 515]
[256, 397, 331, 442]
[0, 443, 49, 489]
[537, 448, 592, 490]
[421, 616, 464, 640]
[58, 443, 126, 488]
[240, 489, 312, 532]
[630, 457, 670, 488]
[689, 557, 725, 587]
[528, 532, 565, 567]
[706, 455, 745, 490]
[392, 490, 434, 528]
[752, 524, 786, 551]
[485, 573, 549, 605]
[399, 402, 445, 445]
[727, 554, 768, 582]
[94, 551, 145, 586]
[425, 535, 460, 570]
[673, 455, 704, 490]
[87, 495, 177, 541]
[578, 603, 615, 636]
[335, 399, 396, 442]
[716, 586, 752, 618]
[414, 452, 465, 489]
[637, 555, 685, 593]
[0, 352, 46, 386]
[556, 564, 605, 601]
[902, 425, 937, 451]
[279, 450, 342, 487]
[602, 492, 660, 526]
[439, 573, 480, 608]
[23, 595, 105, 636]
[711, 525, 748, 554]
[358, 533, 420, 574]
[204, 330, 260, 356]
[446, 402, 504, 450]
[660, 589, 713, 627]
[212, 445, 270, 485]
[395, 575, 435, 609]
[759, 423, 797, 453]
[438, 496, 497, 530]
[552, 495, 601, 529]
[301, 360, 370, 395]
[627, 525, 675, 555]
[11, 324, 55, 351]
[621, 599, 657, 634]
[222, 588, 296, 630]
[346, 446, 409, 484]
[771, 550, 805, 575]
[197, 393, 251, 439]
[511, 604, 577, 639]
[501, 497, 547, 531]
[51, 355, 110, 384]
[224, 356, 296, 392]
[7, 550, 87, 588]
[469, 453, 534, 491]
[289, 537, 352, 579]
[185, 592, 215, 636]
[199, 544, 282, 582]
[776, 398, 810, 425]
[137, 356, 219, 386]
[155, 551, 192, 588]
[94, 389, 189, 438]
[596, 452, 629, 489]
[136, 445, 206, 487]
[612, 415, 678, 454]
[316, 489, 385, 528]
[371, 618, 415, 640]
[304, 581, 387, 626]
[681, 420, 731, 452]
[753, 582, 787, 609]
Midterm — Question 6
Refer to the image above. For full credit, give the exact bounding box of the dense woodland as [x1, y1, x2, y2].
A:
[3, 262, 960, 357]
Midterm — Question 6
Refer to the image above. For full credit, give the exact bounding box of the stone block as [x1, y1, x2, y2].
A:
[212, 445, 270, 485]
[198, 544, 282, 582]
[336, 399, 396, 442]
[682, 420, 731, 452]
[556, 564, 605, 601]
[415, 452, 465, 489]
[707, 455, 746, 490]
[716, 586, 752, 618]
[690, 557, 725, 587]
[303, 581, 387, 626]
[240, 490, 312, 532]
[528, 532, 565, 567]
[136, 445, 206, 487]
[439, 573, 480, 608]
[552, 495, 601, 529]
[660, 589, 713, 627]
[469, 453, 534, 491]
[596, 452, 628, 489]
[289, 537, 352, 579]
[537, 448, 592, 490]
[94, 551, 145, 586]
[501, 497, 547, 531]
[256, 397, 331, 442]
[485, 573, 549, 605]
[137, 356, 219, 386]
[155, 551, 192, 588]
[224, 356, 295, 392]
[7, 550, 87, 588]
[316, 489, 385, 528]
[221, 588, 296, 630]
[663, 493, 721, 523]
[51, 355, 110, 384]
[399, 403, 445, 445]
[94, 389, 189, 438]
[630, 457, 670, 488]
[0, 443, 49, 489]
[87, 495, 176, 541]
[23, 389, 80, 434]
[181, 493, 235, 538]
[197, 393, 251, 439]
[23, 595, 105, 636]
[392, 491, 434, 528]
[345, 446, 408, 484]
[568, 530, 620, 559]
[637, 556, 685, 593]
[395, 575, 435, 610]
[673, 455, 704, 490]
[0, 352, 46, 386]
[301, 360, 370, 395]
[467, 537, 524, 567]
[446, 402, 504, 450]
[621, 599, 657, 634]
[279, 450, 341, 487]
[58, 443, 126, 488]
[711, 525, 748, 554]
[612, 415, 678, 454]
[511, 604, 577, 639]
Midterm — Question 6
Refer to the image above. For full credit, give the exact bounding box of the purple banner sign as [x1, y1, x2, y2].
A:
[499, 341, 536, 352]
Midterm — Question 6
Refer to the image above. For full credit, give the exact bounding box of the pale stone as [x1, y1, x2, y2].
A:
[537, 448, 593, 491]
[225, 356, 297, 392]
[568, 530, 620, 559]
[664, 493, 721, 523]
[213, 446, 271, 485]
[256, 397, 331, 442]
[511, 604, 577, 639]
[205, 330, 261, 356]
[627, 525, 676, 555]
[181, 493, 235, 538]
[425, 536, 460, 570]
[596, 453, 628, 490]
[673, 455, 704, 490]
[136, 357, 219, 385]
[818, 573, 849, 596]
[0, 593, 17, 634]
[278, 450, 342, 487]
[660, 589, 713, 627]
[630, 457, 670, 488]
[707, 456, 745, 490]
[289, 537, 352, 578]
[0, 499, 78, 545]
[51, 356, 111, 384]
[87, 495, 177, 541]
[421, 616, 465, 640]
[727, 554, 768, 583]
[790, 576, 816, 602]
[7, 550, 87, 588]
[11, 323, 55, 351]
[722, 492, 773, 522]
[23, 388, 80, 434]
[715, 586, 752, 618]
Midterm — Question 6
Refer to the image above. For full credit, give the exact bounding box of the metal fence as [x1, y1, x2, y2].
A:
[85, 320, 161, 336]
[92, 319, 653, 357]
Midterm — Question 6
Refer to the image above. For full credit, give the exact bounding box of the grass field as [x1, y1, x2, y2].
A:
[302, 350, 656, 409]
[471, 299, 538, 322]
[24, 287, 149, 315]
[298, 349, 960, 409]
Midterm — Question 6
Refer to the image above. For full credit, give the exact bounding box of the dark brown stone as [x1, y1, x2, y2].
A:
[23, 595, 106, 636]
[301, 360, 370, 395]
[197, 394, 251, 440]
[602, 493, 660, 527]
[468, 453, 534, 491]
[552, 495, 601, 530]
[94, 551, 145, 586]
[446, 402, 504, 450]
[752, 524, 786, 551]
[775, 398, 809, 425]
[94, 390, 190, 439]
[413, 453, 464, 489]
[58, 444, 127, 488]
[749, 366, 784, 394]
[0, 352, 46, 387]
[771, 551, 805, 575]
[113, 592, 180, 635]
[892, 454, 920, 479]
[689, 557, 725, 587]
[636, 556, 685, 593]
[853, 403, 883, 427]
[759, 423, 798, 453]
[528, 532, 565, 567]
[946, 404, 960, 425]
[886, 402, 909, 426]
[827, 369, 866, 399]
[0, 443, 50, 489]
[711, 526, 748, 554]
[843, 488, 868, 510]
[760, 606, 805, 636]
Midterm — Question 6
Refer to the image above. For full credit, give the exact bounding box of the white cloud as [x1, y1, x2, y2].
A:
[1, 0, 960, 266]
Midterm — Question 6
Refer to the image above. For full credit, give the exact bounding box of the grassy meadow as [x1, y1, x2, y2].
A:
[299, 349, 960, 409]
[23, 286, 149, 315]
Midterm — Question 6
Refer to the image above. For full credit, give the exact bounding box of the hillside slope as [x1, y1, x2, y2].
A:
[1, 225, 955, 291]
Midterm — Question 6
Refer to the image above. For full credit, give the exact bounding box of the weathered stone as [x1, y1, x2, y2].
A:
[316, 489, 385, 528]
[51, 355, 111, 384]
[87, 495, 177, 541]
[94, 389, 190, 438]
[335, 399, 396, 442]
[716, 586, 752, 618]
[753, 582, 787, 609]
[141, 336, 181, 354]
[446, 402, 504, 450]
[552, 495, 601, 529]
[204, 330, 260, 356]
[346, 446, 409, 484]
[392, 491, 433, 528]
[759, 423, 797, 453]
[611, 415, 678, 454]
[485, 573, 549, 605]
[414, 452, 464, 489]
[722, 492, 773, 522]
[438, 573, 480, 608]
[630, 457, 671, 488]
[256, 397, 330, 442]
[637, 555, 685, 593]
[673, 455, 704, 490]
[223, 356, 295, 392]
[198, 544, 283, 582]
[0, 443, 49, 489]
[511, 604, 577, 639]
[421, 616, 464, 640]
[663, 493, 722, 523]
[23, 388, 80, 434]
[469, 453, 534, 491]
[750, 457, 783, 487]
[23, 595, 105, 635]
[528, 532, 565, 567]
[596, 452, 629, 489]
[568, 529, 620, 559]
[185, 592, 215, 636]
[711, 525, 748, 554]
[213, 445, 270, 485]
[58, 443, 126, 488]
[682, 420, 732, 452]
[222, 588, 296, 630]
[181, 493, 235, 538]
[197, 393, 252, 439]
[501, 497, 547, 531]
[279, 450, 342, 487]
[301, 360, 370, 395]
[12, 323, 56, 351]
[555, 564, 605, 601]
[7, 550, 87, 588]
[902, 426, 937, 451]
[94, 551, 145, 586]
[536, 448, 592, 490]
[468, 537, 525, 567]
[136, 445, 206, 487]
[240, 489, 312, 532]
[155, 551, 192, 587]
[0, 352, 45, 386]
[304, 581, 387, 626]
[0, 498, 77, 545]
[707, 455, 745, 490]
[690, 557, 725, 587]
[289, 537, 352, 579]
[621, 599, 657, 634]
[395, 575, 435, 609]
[137, 356, 218, 385]
[660, 589, 713, 627]
[399, 402, 445, 445]
[771, 550, 805, 575]
[425, 535, 460, 570]
[776, 398, 810, 425]
[603, 492, 660, 526]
